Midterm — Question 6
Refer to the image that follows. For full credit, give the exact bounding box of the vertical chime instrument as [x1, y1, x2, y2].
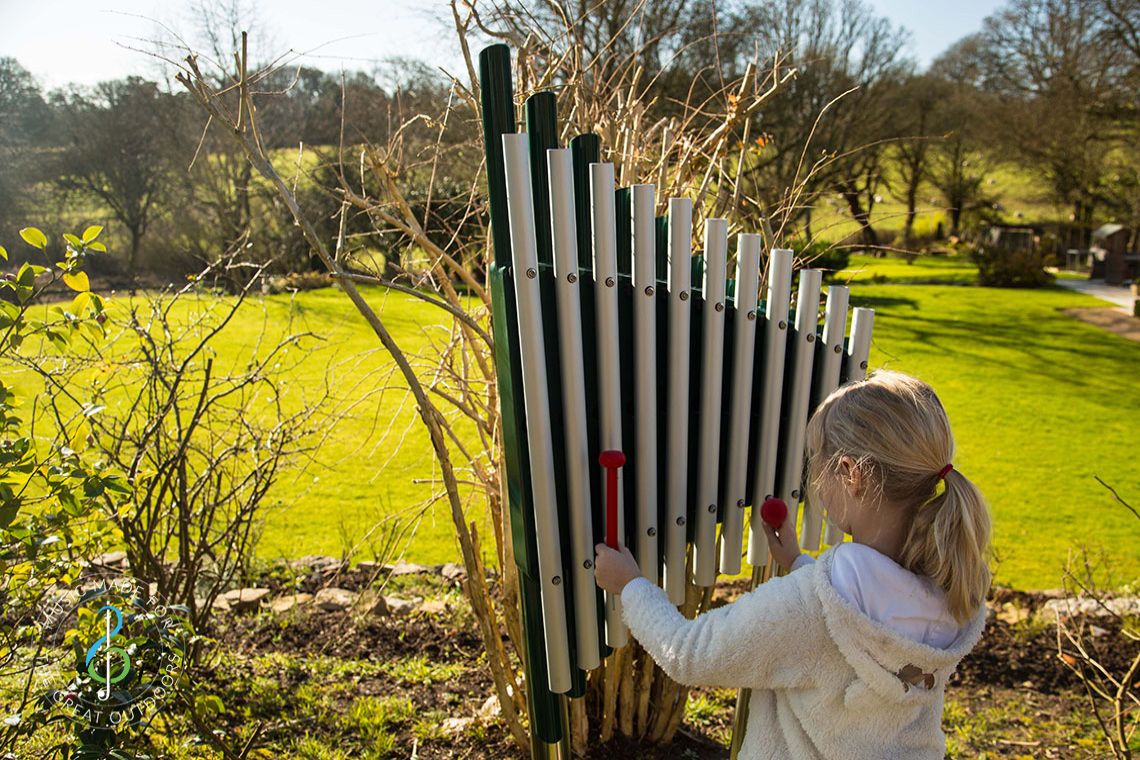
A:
[480, 43, 875, 756]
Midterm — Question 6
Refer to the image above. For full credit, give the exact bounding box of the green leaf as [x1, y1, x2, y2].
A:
[194, 694, 225, 716]
[0, 245, 6, 261]
[62, 272, 90, 292]
[0, 502, 18, 528]
[102, 477, 131, 495]
[19, 227, 47, 250]
[71, 291, 92, 314]
[86, 242, 106, 252]
[46, 331, 68, 353]
[57, 489, 80, 516]
[63, 233, 82, 248]
[16, 262, 35, 287]
[82, 225, 103, 243]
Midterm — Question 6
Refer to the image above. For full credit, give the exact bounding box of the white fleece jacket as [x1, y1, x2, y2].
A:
[619, 546, 987, 759]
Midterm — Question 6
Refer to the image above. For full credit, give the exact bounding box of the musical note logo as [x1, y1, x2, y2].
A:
[84, 604, 132, 700]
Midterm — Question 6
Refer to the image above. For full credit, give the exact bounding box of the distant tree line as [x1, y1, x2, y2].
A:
[2, 0, 1139, 283]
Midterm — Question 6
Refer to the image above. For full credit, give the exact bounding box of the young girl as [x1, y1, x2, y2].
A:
[594, 370, 991, 759]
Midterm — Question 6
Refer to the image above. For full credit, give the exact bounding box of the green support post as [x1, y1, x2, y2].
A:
[480, 43, 570, 757]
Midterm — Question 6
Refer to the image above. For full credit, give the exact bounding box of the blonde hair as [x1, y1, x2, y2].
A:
[804, 370, 991, 623]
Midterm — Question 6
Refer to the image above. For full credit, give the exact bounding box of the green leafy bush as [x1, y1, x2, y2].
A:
[786, 238, 851, 279]
[971, 244, 1055, 287]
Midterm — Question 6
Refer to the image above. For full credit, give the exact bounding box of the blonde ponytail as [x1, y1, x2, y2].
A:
[805, 370, 992, 624]
[899, 469, 992, 623]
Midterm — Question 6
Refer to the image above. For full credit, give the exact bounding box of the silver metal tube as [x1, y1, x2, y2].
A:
[824, 305, 873, 545]
[546, 148, 600, 670]
[631, 184, 659, 584]
[718, 233, 761, 576]
[663, 198, 692, 605]
[502, 133, 572, 692]
[801, 283, 848, 550]
[845, 307, 875, 383]
[777, 268, 823, 542]
[747, 248, 793, 565]
[692, 218, 728, 587]
[590, 161, 627, 648]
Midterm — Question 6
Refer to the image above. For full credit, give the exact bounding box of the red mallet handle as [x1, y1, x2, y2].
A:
[599, 450, 626, 549]
[760, 498, 788, 530]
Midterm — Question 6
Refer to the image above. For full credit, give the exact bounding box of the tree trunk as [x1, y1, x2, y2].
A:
[842, 185, 878, 254]
[904, 183, 918, 247]
[128, 225, 142, 292]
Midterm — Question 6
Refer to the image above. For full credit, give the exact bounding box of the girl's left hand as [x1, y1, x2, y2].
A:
[594, 543, 641, 594]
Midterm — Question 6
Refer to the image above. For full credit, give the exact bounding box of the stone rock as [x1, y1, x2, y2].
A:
[42, 588, 75, 610]
[221, 587, 271, 613]
[313, 587, 357, 612]
[384, 596, 419, 616]
[293, 555, 345, 575]
[441, 563, 466, 583]
[269, 593, 313, 615]
[355, 561, 383, 574]
[418, 598, 449, 616]
[387, 561, 432, 577]
[479, 694, 501, 721]
[1042, 596, 1140, 619]
[353, 589, 389, 616]
[996, 603, 1030, 626]
[91, 551, 127, 568]
[211, 596, 232, 612]
[441, 716, 474, 735]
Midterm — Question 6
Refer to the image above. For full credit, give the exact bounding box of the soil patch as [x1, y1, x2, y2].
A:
[1062, 306, 1140, 342]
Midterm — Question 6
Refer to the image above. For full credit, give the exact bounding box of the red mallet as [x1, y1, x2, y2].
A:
[760, 498, 788, 544]
[599, 450, 626, 549]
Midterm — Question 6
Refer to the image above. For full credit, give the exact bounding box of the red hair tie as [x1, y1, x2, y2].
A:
[937, 463, 953, 480]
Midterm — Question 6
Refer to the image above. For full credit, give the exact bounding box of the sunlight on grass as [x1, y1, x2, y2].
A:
[848, 254, 1140, 589]
[380, 654, 466, 686]
[8, 251, 1134, 590]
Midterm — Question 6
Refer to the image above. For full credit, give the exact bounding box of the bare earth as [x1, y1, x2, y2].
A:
[1062, 307, 1140, 343]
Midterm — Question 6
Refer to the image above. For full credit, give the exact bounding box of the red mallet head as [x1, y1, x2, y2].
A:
[598, 450, 626, 469]
[760, 498, 788, 530]
[599, 450, 625, 549]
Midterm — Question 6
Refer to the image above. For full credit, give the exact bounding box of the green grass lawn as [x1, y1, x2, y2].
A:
[10, 252, 1136, 590]
[837, 254, 1139, 589]
[7, 284, 492, 571]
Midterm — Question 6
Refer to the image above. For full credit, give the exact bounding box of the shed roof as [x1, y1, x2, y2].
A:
[1092, 223, 1126, 238]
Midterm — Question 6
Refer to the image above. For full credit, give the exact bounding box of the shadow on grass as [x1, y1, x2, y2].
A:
[860, 294, 1139, 410]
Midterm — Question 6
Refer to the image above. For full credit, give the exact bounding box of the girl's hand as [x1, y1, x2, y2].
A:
[760, 508, 802, 573]
[594, 543, 642, 594]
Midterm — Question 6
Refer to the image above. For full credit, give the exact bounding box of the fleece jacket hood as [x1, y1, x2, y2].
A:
[620, 545, 987, 759]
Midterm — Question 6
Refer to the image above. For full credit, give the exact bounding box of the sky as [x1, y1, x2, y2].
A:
[0, 0, 1003, 91]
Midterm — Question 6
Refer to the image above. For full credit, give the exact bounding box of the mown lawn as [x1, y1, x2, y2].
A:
[838, 254, 1139, 589]
[8, 284, 494, 570]
[11, 252, 1136, 590]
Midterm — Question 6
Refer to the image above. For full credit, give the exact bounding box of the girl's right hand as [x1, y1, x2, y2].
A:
[760, 507, 802, 573]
